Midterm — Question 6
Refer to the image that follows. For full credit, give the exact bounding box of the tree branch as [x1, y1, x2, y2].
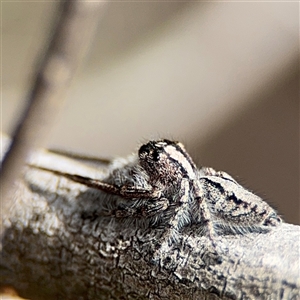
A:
[0, 0, 103, 215]
[0, 138, 299, 300]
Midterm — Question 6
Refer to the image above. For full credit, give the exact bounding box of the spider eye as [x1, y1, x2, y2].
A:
[152, 150, 160, 161]
[139, 144, 150, 157]
[138, 142, 161, 162]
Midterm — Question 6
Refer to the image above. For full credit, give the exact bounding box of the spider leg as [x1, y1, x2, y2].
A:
[152, 178, 191, 261]
[193, 180, 218, 247]
[112, 198, 169, 219]
[30, 165, 153, 199]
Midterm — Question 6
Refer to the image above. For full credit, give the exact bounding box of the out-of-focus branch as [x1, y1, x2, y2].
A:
[0, 1, 104, 216]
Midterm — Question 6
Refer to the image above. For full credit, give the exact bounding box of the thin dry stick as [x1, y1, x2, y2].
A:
[0, 1, 104, 216]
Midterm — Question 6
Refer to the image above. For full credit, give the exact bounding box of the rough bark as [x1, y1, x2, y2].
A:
[0, 143, 299, 300]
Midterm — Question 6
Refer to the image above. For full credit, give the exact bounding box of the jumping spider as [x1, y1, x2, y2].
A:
[32, 139, 282, 257]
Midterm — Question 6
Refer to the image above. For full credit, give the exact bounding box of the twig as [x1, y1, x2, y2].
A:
[0, 1, 103, 216]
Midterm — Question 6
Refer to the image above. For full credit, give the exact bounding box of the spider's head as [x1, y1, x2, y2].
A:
[138, 139, 197, 183]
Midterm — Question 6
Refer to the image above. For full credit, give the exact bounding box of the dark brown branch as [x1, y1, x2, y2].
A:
[0, 1, 103, 215]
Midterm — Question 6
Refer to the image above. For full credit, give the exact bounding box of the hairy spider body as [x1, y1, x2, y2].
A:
[31, 139, 282, 259]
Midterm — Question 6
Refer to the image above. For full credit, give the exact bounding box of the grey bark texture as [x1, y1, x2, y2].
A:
[0, 140, 299, 300]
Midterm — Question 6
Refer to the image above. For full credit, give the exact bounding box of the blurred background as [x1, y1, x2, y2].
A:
[2, 2, 299, 224]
